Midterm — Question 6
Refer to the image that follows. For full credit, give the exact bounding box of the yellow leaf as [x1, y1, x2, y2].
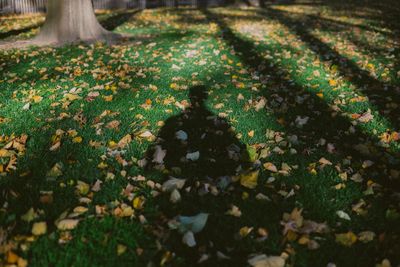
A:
[328, 79, 337, 87]
[108, 141, 118, 148]
[0, 149, 12, 157]
[161, 251, 173, 266]
[239, 170, 259, 189]
[72, 136, 83, 143]
[67, 130, 78, 137]
[21, 208, 38, 222]
[120, 205, 134, 217]
[6, 250, 19, 264]
[103, 95, 113, 102]
[239, 226, 253, 237]
[17, 257, 28, 267]
[76, 181, 90, 195]
[98, 161, 108, 169]
[32, 95, 43, 103]
[32, 222, 47, 236]
[248, 130, 254, 138]
[298, 235, 310, 245]
[286, 230, 298, 241]
[367, 63, 375, 70]
[236, 82, 245, 89]
[73, 206, 88, 214]
[117, 244, 127, 255]
[64, 93, 81, 101]
[133, 196, 145, 210]
[335, 231, 357, 247]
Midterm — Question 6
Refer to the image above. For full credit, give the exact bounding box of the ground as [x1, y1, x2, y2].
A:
[0, 2, 400, 267]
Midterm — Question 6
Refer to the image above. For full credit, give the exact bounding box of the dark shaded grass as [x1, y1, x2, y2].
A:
[0, 24, 42, 40]
[100, 10, 143, 31]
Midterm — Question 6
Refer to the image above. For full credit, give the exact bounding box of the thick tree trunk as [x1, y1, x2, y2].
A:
[34, 0, 118, 45]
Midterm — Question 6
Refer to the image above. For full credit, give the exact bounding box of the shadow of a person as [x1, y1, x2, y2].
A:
[146, 85, 251, 182]
[144, 85, 256, 265]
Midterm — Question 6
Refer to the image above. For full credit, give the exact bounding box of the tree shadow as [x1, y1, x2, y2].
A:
[99, 9, 142, 31]
[203, 7, 400, 186]
[260, 7, 400, 130]
[0, 24, 42, 40]
[316, 0, 400, 33]
[198, 8, 400, 265]
[146, 85, 252, 181]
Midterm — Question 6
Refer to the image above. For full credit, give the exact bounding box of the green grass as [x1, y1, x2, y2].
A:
[1, 4, 400, 267]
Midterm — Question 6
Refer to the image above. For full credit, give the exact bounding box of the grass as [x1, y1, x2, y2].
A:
[0, 3, 400, 267]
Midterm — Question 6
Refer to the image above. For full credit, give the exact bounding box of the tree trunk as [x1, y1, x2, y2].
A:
[34, 0, 118, 45]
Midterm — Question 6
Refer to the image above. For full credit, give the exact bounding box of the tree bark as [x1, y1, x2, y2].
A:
[34, 0, 119, 45]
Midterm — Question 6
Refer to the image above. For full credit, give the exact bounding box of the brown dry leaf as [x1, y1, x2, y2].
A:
[248, 254, 285, 267]
[118, 134, 132, 148]
[226, 205, 242, 217]
[106, 120, 120, 130]
[263, 162, 278, 172]
[358, 109, 374, 123]
[57, 219, 79, 231]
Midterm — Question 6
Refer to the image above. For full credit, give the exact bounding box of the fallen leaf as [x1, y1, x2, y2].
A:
[239, 226, 253, 237]
[175, 130, 188, 141]
[72, 136, 83, 143]
[182, 231, 196, 247]
[178, 213, 209, 234]
[248, 254, 285, 267]
[336, 210, 351, 221]
[32, 95, 43, 103]
[153, 145, 166, 164]
[91, 179, 103, 192]
[226, 205, 242, 217]
[32, 222, 47, 236]
[263, 162, 278, 172]
[358, 109, 374, 123]
[117, 244, 127, 255]
[162, 177, 186, 192]
[21, 208, 38, 222]
[118, 134, 132, 148]
[186, 151, 200, 161]
[170, 189, 181, 203]
[238, 170, 259, 189]
[358, 231, 375, 243]
[335, 231, 357, 247]
[6, 251, 19, 264]
[46, 162, 63, 178]
[57, 219, 79, 231]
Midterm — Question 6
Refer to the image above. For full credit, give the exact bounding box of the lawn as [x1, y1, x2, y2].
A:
[0, 3, 400, 267]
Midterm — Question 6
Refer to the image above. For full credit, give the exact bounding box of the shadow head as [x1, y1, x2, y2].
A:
[189, 85, 208, 107]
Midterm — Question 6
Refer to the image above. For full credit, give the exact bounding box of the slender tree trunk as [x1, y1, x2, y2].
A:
[34, 0, 118, 45]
